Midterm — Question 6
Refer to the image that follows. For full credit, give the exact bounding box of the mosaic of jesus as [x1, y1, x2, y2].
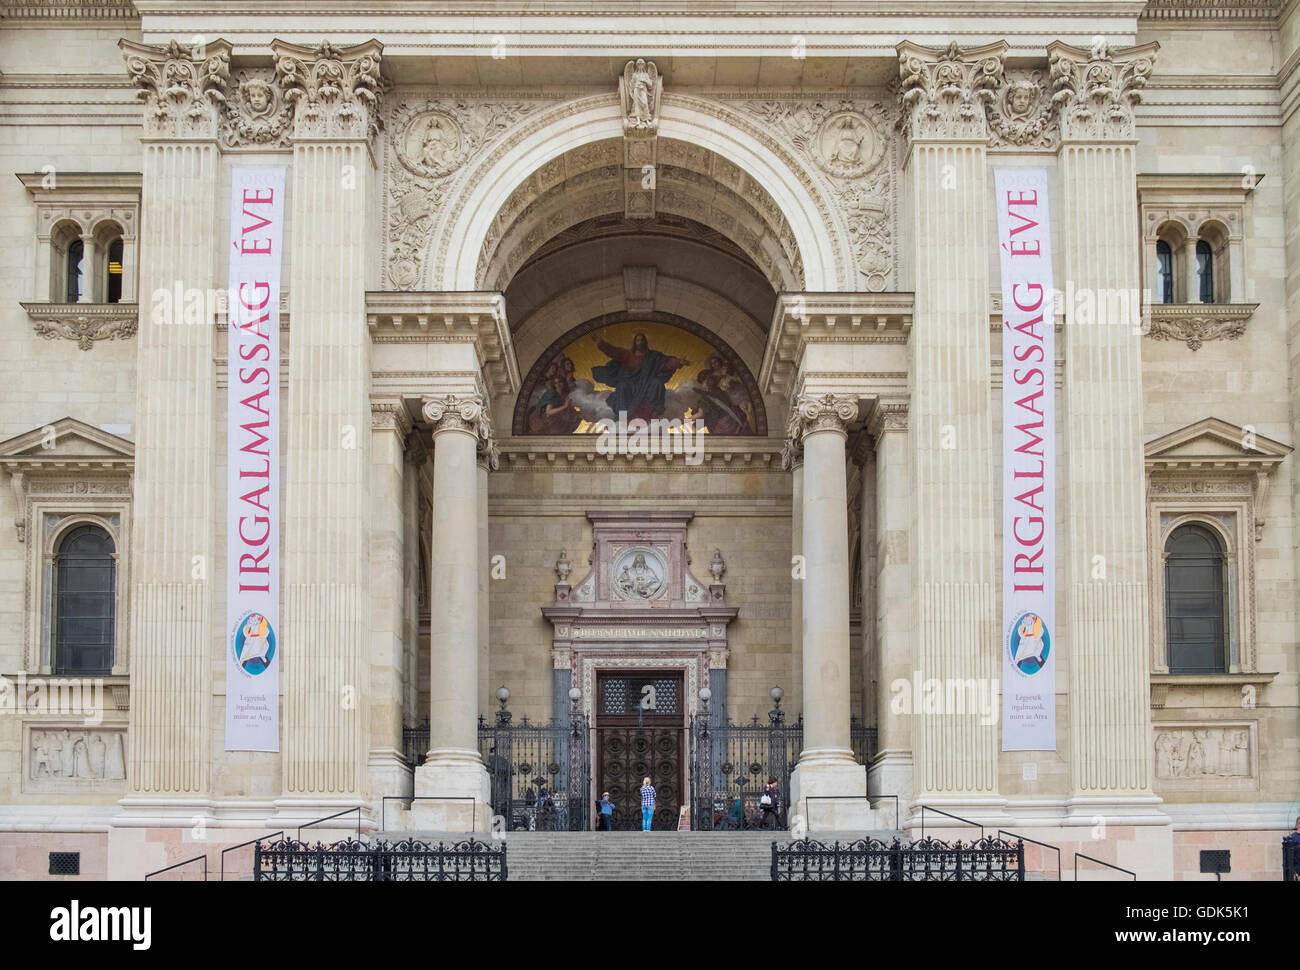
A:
[516, 321, 765, 436]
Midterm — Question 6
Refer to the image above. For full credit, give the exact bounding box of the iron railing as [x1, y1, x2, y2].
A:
[690, 707, 878, 831]
[253, 837, 506, 881]
[772, 836, 1025, 881]
[403, 707, 591, 832]
[1285, 840, 1300, 882]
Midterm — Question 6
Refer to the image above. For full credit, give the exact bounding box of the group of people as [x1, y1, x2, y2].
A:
[596, 776, 783, 831]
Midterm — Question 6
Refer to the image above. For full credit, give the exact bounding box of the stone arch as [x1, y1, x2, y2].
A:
[428, 94, 853, 291]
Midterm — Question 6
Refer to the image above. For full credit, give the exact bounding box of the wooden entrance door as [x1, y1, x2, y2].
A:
[595, 672, 684, 831]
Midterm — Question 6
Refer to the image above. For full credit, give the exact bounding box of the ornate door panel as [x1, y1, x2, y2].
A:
[596, 672, 683, 831]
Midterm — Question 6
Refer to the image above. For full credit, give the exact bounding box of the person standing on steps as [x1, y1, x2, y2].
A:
[639, 776, 656, 831]
[598, 791, 614, 831]
[760, 776, 780, 831]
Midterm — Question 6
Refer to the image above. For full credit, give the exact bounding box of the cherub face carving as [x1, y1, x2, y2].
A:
[244, 79, 273, 116]
[1006, 81, 1039, 118]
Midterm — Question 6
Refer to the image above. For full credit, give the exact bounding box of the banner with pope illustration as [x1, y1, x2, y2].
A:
[225, 167, 284, 751]
[996, 169, 1057, 751]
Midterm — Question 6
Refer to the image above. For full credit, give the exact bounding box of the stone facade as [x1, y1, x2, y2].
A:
[0, 0, 1297, 880]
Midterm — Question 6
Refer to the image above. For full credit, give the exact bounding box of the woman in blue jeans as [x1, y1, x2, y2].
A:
[639, 777, 656, 831]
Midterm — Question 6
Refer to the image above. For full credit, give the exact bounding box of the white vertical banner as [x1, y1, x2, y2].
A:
[225, 167, 285, 751]
[995, 169, 1057, 751]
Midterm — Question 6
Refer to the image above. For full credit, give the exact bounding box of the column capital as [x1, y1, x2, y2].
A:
[477, 435, 501, 472]
[1048, 38, 1159, 143]
[272, 38, 385, 142]
[119, 37, 232, 141]
[867, 401, 909, 440]
[780, 437, 804, 472]
[422, 392, 487, 438]
[371, 400, 413, 437]
[897, 40, 1006, 146]
[788, 392, 858, 443]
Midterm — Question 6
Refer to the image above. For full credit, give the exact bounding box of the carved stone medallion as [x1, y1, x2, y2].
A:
[814, 110, 884, 178]
[611, 546, 667, 601]
[399, 110, 465, 178]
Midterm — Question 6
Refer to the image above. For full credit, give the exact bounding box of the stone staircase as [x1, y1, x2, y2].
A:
[502, 830, 777, 881]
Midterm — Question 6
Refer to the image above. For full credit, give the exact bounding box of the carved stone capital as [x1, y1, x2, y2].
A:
[422, 392, 486, 438]
[897, 40, 1006, 144]
[119, 38, 232, 141]
[867, 402, 909, 439]
[1144, 304, 1256, 350]
[371, 400, 412, 436]
[477, 435, 501, 472]
[779, 436, 804, 472]
[1048, 39, 1158, 143]
[272, 38, 384, 142]
[788, 393, 858, 443]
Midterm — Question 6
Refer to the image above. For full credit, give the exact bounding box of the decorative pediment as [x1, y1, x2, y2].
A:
[0, 417, 134, 471]
[1144, 417, 1291, 473]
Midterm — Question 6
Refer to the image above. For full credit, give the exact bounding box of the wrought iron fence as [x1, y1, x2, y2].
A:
[690, 707, 877, 831]
[772, 836, 1025, 881]
[403, 708, 592, 832]
[1284, 839, 1300, 882]
[253, 837, 506, 881]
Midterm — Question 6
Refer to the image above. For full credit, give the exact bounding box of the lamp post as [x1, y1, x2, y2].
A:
[695, 686, 712, 830]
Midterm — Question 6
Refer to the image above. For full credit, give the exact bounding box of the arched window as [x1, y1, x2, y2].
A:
[65, 238, 84, 304]
[53, 524, 116, 675]
[1156, 240, 1173, 305]
[106, 237, 124, 304]
[1164, 523, 1227, 674]
[1196, 240, 1214, 304]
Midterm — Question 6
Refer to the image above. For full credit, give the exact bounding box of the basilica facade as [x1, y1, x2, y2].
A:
[0, 0, 1297, 881]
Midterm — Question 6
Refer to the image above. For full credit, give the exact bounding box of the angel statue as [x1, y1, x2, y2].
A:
[620, 58, 661, 132]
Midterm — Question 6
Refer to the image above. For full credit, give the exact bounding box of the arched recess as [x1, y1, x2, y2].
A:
[428, 94, 853, 292]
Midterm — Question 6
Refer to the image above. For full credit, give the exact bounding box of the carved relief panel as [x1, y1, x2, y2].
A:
[1152, 721, 1257, 792]
[23, 724, 128, 793]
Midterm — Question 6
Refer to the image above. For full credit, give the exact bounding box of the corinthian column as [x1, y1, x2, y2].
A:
[414, 393, 492, 832]
[780, 438, 804, 721]
[897, 41, 1006, 816]
[1049, 40, 1164, 819]
[787, 393, 870, 830]
[274, 40, 383, 811]
[117, 38, 231, 808]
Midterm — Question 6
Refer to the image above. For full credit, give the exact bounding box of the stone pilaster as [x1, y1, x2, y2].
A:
[866, 402, 912, 826]
[413, 393, 491, 832]
[780, 437, 804, 720]
[117, 38, 230, 806]
[275, 39, 383, 810]
[368, 401, 412, 799]
[1049, 40, 1164, 817]
[898, 40, 1005, 814]
[786, 393, 870, 829]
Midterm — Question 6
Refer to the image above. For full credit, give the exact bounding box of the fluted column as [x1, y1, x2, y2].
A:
[275, 40, 383, 807]
[898, 41, 1005, 812]
[118, 38, 231, 804]
[867, 403, 912, 824]
[1050, 40, 1162, 814]
[413, 393, 492, 831]
[787, 393, 869, 829]
[781, 439, 804, 721]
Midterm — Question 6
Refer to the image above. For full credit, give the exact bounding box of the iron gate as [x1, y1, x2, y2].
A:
[401, 707, 591, 831]
[690, 706, 877, 831]
[478, 706, 591, 832]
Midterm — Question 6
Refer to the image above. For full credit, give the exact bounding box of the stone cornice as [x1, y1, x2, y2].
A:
[497, 435, 783, 473]
[366, 290, 518, 397]
[21, 302, 138, 351]
[1139, 0, 1280, 21]
[760, 291, 914, 396]
[1, 0, 137, 21]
